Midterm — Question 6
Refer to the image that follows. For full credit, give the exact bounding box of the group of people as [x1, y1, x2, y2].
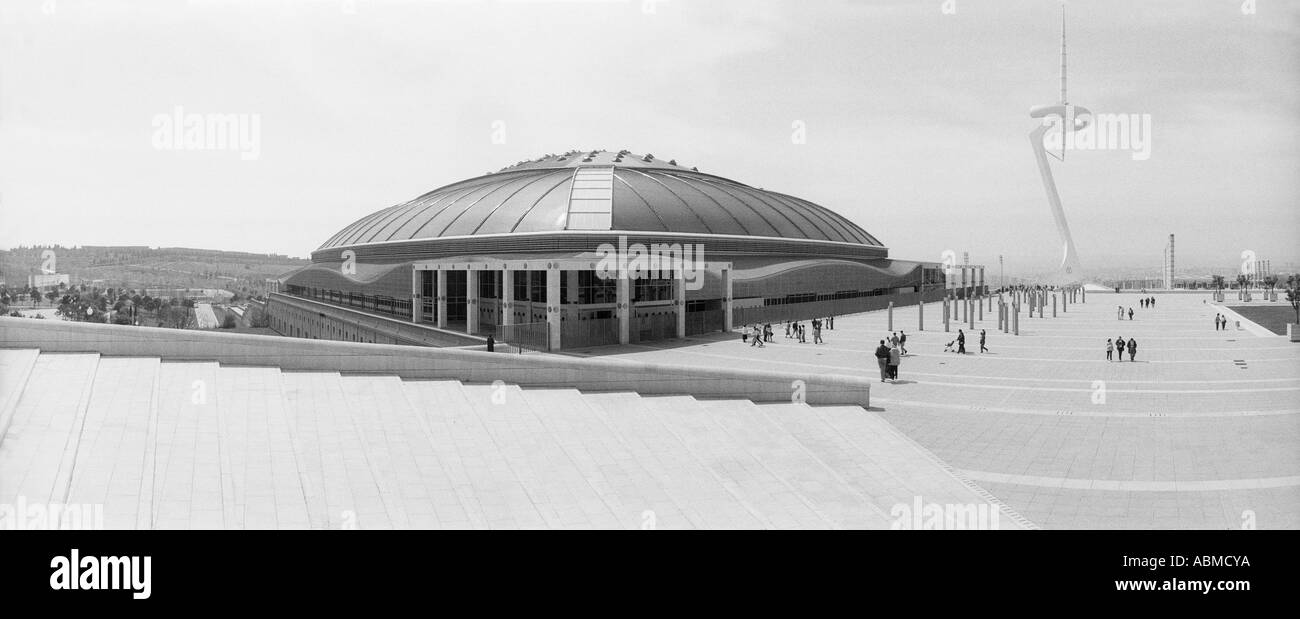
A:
[874, 338, 903, 382]
[741, 317, 834, 347]
[791, 318, 828, 344]
[942, 328, 989, 354]
[742, 324, 772, 347]
[1213, 314, 1233, 331]
[1106, 336, 1137, 361]
[1117, 297, 1157, 321]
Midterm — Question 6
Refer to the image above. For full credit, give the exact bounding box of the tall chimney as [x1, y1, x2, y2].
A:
[1167, 234, 1175, 289]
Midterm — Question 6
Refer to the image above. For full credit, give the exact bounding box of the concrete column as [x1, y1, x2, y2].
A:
[978, 295, 984, 321]
[1052, 293, 1057, 317]
[1082, 287, 1086, 303]
[918, 297, 925, 331]
[1062, 290, 1067, 313]
[1012, 302, 1019, 335]
[962, 295, 968, 322]
[673, 269, 686, 339]
[968, 300, 974, 329]
[502, 269, 515, 327]
[410, 268, 420, 324]
[722, 268, 734, 332]
[617, 275, 630, 345]
[436, 269, 447, 329]
[943, 298, 950, 332]
[546, 267, 561, 351]
[465, 269, 480, 335]
[887, 301, 894, 331]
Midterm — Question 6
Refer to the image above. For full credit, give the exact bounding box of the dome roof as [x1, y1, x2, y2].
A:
[319, 150, 882, 250]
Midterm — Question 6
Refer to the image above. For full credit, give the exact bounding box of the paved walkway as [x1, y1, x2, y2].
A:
[570, 292, 1300, 529]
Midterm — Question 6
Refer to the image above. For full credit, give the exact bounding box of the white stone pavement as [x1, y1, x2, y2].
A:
[571, 292, 1300, 529]
[0, 349, 1020, 529]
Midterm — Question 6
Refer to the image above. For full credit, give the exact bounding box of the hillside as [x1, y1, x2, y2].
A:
[0, 245, 308, 297]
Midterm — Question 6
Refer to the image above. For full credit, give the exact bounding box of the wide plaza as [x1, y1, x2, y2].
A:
[569, 291, 1300, 529]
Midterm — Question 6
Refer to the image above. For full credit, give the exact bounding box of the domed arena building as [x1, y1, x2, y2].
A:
[268, 150, 983, 350]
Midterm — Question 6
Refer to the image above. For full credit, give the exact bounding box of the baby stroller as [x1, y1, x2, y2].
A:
[943, 340, 956, 352]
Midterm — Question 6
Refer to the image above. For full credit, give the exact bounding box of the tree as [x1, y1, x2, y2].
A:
[1211, 275, 1225, 291]
[220, 313, 238, 329]
[246, 305, 271, 328]
[1287, 274, 1300, 325]
[157, 305, 195, 330]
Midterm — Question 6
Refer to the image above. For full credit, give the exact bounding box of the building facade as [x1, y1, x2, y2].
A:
[271, 150, 983, 350]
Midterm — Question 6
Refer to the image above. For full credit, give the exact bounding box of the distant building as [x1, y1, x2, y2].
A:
[271, 150, 980, 350]
[28, 273, 70, 289]
[145, 288, 234, 302]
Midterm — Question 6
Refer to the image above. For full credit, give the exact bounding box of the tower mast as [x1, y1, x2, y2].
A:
[1060, 5, 1067, 105]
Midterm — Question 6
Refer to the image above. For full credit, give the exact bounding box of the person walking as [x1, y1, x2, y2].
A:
[874, 340, 891, 383]
[751, 327, 765, 347]
[889, 332, 899, 349]
[785, 321, 791, 338]
[1128, 307, 1134, 320]
[813, 321, 823, 344]
[888, 343, 901, 382]
[1127, 338, 1137, 362]
[764, 323, 773, 343]
[957, 329, 966, 354]
[1116, 336, 1126, 359]
[742, 325, 750, 343]
[1150, 297, 1155, 308]
[1106, 338, 1114, 361]
[1118, 305, 1124, 320]
[979, 329, 988, 353]
[899, 331, 908, 356]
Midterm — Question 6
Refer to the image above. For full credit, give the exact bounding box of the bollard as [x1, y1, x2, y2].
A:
[1063, 290, 1067, 313]
[888, 301, 894, 331]
[1013, 303, 1019, 335]
[1052, 293, 1057, 317]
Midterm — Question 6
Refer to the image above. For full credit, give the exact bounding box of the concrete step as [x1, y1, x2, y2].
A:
[695, 399, 889, 529]
[152, 361, 225, 529]
[0, 349, 41, 445]
[213, 365, 306, 530]
[775, 404, 1025, 529]
[64, 356, 160, 529]
[0, 353, 100, 508]
[581, 392, 766, 530]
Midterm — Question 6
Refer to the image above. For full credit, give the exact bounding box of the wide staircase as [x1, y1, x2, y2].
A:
[0, 349, 1027, 530]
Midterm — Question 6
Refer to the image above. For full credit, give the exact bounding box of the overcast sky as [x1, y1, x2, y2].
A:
[1, 0, 1296, 275]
